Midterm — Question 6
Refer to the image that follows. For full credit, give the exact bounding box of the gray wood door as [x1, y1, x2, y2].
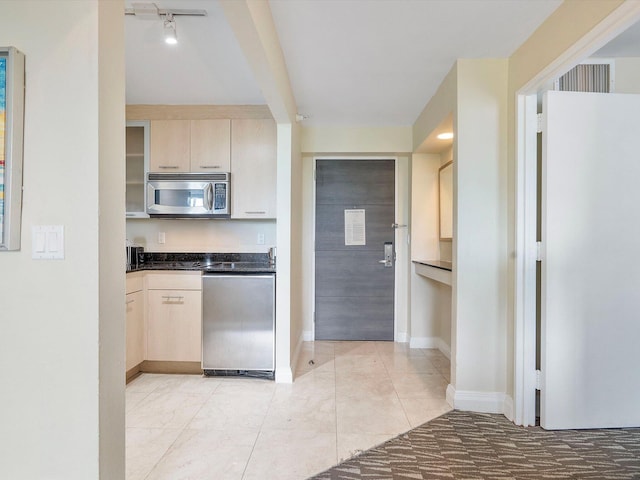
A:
[315, 159, 395, 341]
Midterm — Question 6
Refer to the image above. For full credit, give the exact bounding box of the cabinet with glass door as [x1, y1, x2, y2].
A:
[126, 121, 149, 218]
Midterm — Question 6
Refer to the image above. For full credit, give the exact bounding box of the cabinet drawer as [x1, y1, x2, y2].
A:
[126, 272, 144, 294]
[146, 271, 202, 290]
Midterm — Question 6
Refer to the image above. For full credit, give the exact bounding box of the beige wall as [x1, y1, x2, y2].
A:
[0, 1, 125, 478]
[414, 64, 457, 152]
[302, 126, 412, 153]
[454, 59, 509, 397]
[126, 219, 277, 253]
[289, 121, 304, 375]
[614, 57, 640, 93]
[409, 153, 446, 348]
[412, 58, 509, 409]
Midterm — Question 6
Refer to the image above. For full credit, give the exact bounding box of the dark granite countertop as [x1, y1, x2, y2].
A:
[412, 259, 452, 271]
[127, 252, 276, 274]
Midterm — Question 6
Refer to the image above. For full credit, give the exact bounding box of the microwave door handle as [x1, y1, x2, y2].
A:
[204, 183, 213, 211]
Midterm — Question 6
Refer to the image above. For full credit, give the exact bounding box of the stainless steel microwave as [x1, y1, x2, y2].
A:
[147, 172, 230, 218]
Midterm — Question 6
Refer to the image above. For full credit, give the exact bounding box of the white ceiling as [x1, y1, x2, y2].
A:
[125, 0, 265, 105]
[126, 0, 606, 126]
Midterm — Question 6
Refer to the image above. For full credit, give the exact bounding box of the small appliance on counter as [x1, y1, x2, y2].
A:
[126, 242, 144, 271]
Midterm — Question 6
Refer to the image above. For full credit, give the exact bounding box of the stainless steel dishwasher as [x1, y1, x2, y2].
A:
[202, 273, 275, 379]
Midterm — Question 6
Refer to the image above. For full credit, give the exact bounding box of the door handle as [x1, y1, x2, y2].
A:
[379, 241, 393, 267]
[204, 183, 213, 211]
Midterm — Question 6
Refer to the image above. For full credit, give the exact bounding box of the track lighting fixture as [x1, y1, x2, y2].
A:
[125, 3, 207, 46]
[163, 13, 177, 45]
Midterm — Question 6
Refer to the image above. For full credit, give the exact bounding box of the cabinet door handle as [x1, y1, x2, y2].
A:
[161, 295, 184, 302]
[158, 166, 180, 169]
[125, 299, 135, 305]
[200, 165, 221, 169]
[245, 211, 266, 215]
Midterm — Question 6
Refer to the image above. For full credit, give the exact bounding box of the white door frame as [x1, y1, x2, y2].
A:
[513, 4, 640, 426]
[311, 155, 406, 342]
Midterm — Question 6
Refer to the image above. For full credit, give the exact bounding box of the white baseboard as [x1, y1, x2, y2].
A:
[409, 336, 451, 360]
[275, 367, 293, 383]
[276, 331, 303, 384]
[395, 332, 408, 343]
[303, 330, 314, 342]
[409, 336, 439, 349]
[446, 384, 508, 414]
[503, 394, 514, 421]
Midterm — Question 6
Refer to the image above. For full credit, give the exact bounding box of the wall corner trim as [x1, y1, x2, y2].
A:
[503, 395, 515, 422]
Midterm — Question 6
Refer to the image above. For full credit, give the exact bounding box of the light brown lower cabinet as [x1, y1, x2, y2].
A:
[125, 290, 145, 371]
[126, 272, 145, 374]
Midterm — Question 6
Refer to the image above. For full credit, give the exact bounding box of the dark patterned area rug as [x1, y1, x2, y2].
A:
[311, 410, 640, 479]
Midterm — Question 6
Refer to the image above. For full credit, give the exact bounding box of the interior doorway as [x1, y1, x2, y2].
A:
[514, 4, 640, 428]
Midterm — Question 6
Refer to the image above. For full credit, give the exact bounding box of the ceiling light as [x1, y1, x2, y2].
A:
[163, 14, 177, 45]
[437, 132, 454, 140]
[125, 3, 207, 45]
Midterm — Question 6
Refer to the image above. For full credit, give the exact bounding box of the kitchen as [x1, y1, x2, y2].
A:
[124, 106, 279, 382]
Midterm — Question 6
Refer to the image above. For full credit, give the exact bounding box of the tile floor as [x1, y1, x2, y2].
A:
[126, 341, 452, 480]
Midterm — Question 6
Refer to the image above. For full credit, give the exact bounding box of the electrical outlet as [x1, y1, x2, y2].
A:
[158, 232, 166, 244]
[257, 233, 265, 245]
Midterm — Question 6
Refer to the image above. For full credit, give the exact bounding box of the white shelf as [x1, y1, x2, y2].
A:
[413, 261, 452, 286]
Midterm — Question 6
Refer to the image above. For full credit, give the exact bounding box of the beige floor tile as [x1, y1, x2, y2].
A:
[380, 353, 440, 374]
[125, 391, 150, 413]
[125, 427, 182, 480]
[336, 433, 395, 463]
[127, 392, 210, 429]
[242, 429, 337, 480]
[262, 393, 336, 433]
[375, 342, 426, 357]
[150, 374, 221, 395]
[300, 340, 336, 356]
[275, 371, 335, 399]
[336, 394, 411, 435]
[335, 373, 396, 398]
[187, 384, 274, 431]
[125, 373, 177, 393]
[145, 428, 256, 480]
[295, 354, 335, 376]
[334, 353, 387, 376]
[390, 372, 449, 399]
[125, 342, 450, 480]
[334, 341, 380, 356]
[399, 396, 453, 428]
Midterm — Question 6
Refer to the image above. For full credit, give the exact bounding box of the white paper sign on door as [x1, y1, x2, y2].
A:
[344, 209, 365, 246]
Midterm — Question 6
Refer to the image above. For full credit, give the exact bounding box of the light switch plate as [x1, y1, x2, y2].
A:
[32, 225, 64, 259]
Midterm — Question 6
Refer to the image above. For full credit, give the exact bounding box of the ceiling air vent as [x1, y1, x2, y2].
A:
[555, 62, 614, 93]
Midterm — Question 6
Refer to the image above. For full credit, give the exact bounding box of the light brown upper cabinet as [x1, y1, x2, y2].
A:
[149, 120, 190, 172]
[190, 119, 231, 172]
[149, 119, 231, 172]
[231, 119, 277, 219]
